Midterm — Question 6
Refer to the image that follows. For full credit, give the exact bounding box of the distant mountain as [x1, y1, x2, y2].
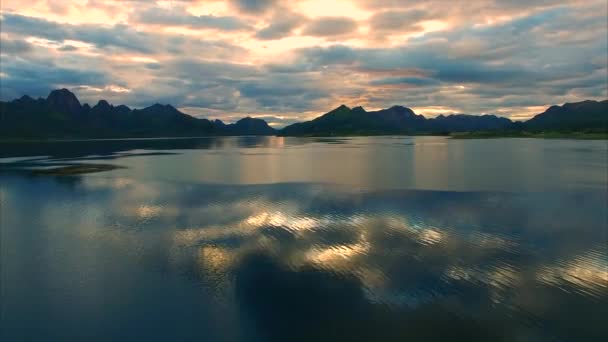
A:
[280, 105, 389, 136]
[224, 117, 276, 135]
[1, 90, 605, 139]
[0, 89, 276, 139]
[430, 114, 519, 132]
[46, 88, 82, 116]
[279, 100, 607, 136]
[280, 105, 519, 136]
[524, 100, 608, 131]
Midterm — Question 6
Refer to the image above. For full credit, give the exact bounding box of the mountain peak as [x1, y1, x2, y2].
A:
[141, 103, 180, 114]
[12, 95, 37, 105]
[387, 105, 414, 113]
[46, 88, 82, 115]
[228, 116, 275, 135]
[153, 103, 177, 110]
[234, 116, 269, 125]
[94, 100, 112, 110]
[337, 104, 350, 110]
[47, 88, 77, 101]
[324, 104, 351, 115]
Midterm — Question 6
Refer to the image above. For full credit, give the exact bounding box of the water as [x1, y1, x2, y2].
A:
[1, 136, 607, 341]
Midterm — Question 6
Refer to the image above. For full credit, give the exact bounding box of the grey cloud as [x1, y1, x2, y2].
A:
[229, 0, 278, 14]
[0, 55, 108, 100]
[354, 0, 580, 12]
[370, 77, 440, 86]
[296, 45, 359, 66]
[131, 6, 252, 31]
[145, 63, 163, 70]
[302, 17, 359, 37]
[158, 58, 259, 82]
[235, 73, 328, 111]
[256, 12, 306, 40]
[1, 13, 154, 53]
[246, 86, 321, 112]
[0, 38, 34, 54]
[256, 22, 298, 40]
[0, 13, 249, 57]
[239, 81, 323, 98]
[295, 6, 606, 86]
[58, 45, 78, 52]
[107, 58, 257, 110]
[369, 9, 429, 33]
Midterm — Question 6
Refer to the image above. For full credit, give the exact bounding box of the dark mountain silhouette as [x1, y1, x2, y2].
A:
[280, 100, 606, 136]
[524, 100, 608, 131]
[371, 105, 427, 128]
[1, 89, 605, 139]
[0, 89, 276, 138]
[46, 88, 83, 116]
[430, 114, 518, 132]
[280, 105, 520, 136]
[225, 117, 276, 135]
[280, 105, 387, 136]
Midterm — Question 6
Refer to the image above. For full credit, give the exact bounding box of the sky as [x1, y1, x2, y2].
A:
[0, 0, 606, 126]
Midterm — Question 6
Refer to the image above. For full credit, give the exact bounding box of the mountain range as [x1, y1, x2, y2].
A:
[0, 89, 275, 139]
[280, 105, 520, 136]
[1, 89, 606, 139]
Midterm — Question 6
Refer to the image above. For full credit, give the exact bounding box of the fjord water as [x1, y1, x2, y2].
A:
[1, 136, 606, 341]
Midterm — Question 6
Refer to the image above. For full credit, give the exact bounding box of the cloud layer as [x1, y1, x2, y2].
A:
[1, 0, 606, 125]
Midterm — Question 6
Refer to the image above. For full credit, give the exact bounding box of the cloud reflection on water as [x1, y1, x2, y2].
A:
[1, 173, 607, 341]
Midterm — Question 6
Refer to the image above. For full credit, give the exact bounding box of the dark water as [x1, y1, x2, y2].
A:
[1, 136, 607, 341]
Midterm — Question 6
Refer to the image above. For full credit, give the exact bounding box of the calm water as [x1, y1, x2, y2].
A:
[1, 136, 607, 341]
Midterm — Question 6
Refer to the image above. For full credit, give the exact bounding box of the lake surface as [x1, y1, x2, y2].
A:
[1, 136, 607, 341]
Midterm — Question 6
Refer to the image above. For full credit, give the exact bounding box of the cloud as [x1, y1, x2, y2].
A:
[130, 5, 252, 31]
[370, 77, 440, 87]
[255, 11, 306, 40]
[0, 55, 109, 100]
[1, 13, 155, 53]
[0, 12, 249, 58]
[302, 17, 359, 37]
[0, 0, 606, 121]
[0, 38, 34, 54]
[368, 9, 429, 34]
[237, 77, 327, 110]
[229, 0, 279, 14]
[57, 44, 79, 52]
